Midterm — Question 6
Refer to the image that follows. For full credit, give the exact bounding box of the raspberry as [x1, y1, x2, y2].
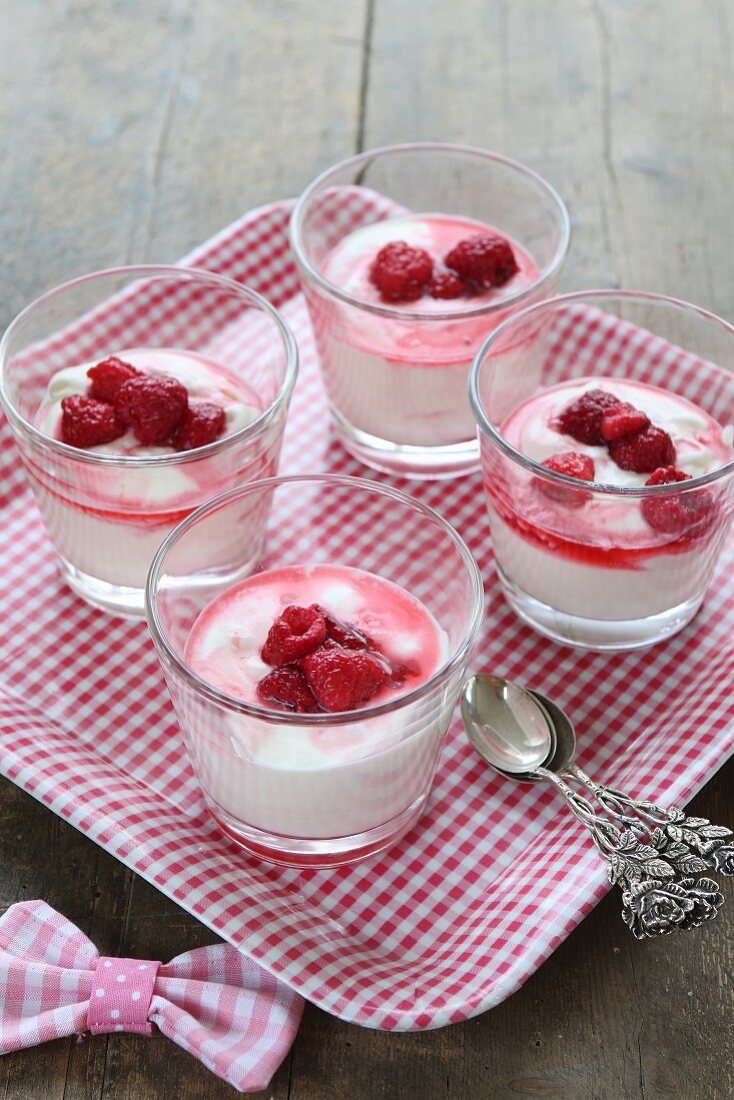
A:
[313, 605, 371, 650]
[261, 605, 327, 667]
[429, 271, 466, 299]
[301, 646, 389, 712]
[543, 452, 595, 481]
[608, 425, 676, 473]
[600, 402, 651, 442]
[60, 394, 125, 448]
[114, 374, 188, 445]
[86, 357, 141, 403]
[539, 452, 595, 507]
[369, 241, 434, 302]
[556, 389, 621, 445]
[646, 466, 689, 486]
[172, 400, 226, 451]
[257, 666, 319, 713]
[642, 466, 714, 536]
[444, 234, 518, 289]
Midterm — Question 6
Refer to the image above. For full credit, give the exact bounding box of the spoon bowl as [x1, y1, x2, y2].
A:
[461, 674, 555, 774]
[529, 692, 576, 774]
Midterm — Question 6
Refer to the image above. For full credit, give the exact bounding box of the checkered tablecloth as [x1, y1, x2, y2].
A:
[1, 201, 733, 1031]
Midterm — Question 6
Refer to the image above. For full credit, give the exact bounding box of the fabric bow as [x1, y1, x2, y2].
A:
[0, 900, 303, 1093]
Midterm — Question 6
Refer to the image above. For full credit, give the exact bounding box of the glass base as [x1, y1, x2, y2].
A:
[60, 559, 146, 618]
[498, 567, 704, 651]
[208, 793, 429, 868]
[332, 410, 480, 480]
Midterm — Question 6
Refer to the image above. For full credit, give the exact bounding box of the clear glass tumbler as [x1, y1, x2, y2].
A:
[0, 266, 298, 616]
[290, 142, 569, 479]
[469, 291, 734, 650]
[145, 475, 484, 867]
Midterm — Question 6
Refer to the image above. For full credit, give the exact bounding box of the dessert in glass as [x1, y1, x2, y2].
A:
[0, 266, 297, 616]
[290, 142, 569, 479]
[470, 291, 734, 650]
[145, 475, 483, 867]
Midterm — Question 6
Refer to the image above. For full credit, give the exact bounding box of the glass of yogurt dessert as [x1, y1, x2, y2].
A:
[0, 266, 298, 616]
[290, 142, 569, 479]
[146, 474, 483, 867]
[469, 290, 734, 650]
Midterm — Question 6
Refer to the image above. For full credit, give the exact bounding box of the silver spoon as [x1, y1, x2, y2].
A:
[461, 675, 728, 939]
[460, 674, 556, 775]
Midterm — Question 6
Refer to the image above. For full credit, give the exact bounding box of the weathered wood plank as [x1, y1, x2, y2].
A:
[0, 0, 368, 322]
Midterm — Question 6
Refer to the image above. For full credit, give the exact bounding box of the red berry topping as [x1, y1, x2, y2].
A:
[369, 241, 434, 302]
[313, 605, 371, 650]
[543, 452, 596, 481]
[172, 400, 226, 451]
[608, 425, 676, 473]
[556, 389, 621, 445]
[301, 646, 389, 713]
[114, 374, 188, 445]
[444, 234, 519, 289]
[539, 452, 595, 507]
[261, 605, 327, 667]
[600, 402, 651, 442]
[86, 357, 142, 403]
[60, 394, 125, 448]
[641, 466, 714, 537]
[646, 465, 690, 487]
[429, 271, 466, 299]
[257, 665, 319, 713]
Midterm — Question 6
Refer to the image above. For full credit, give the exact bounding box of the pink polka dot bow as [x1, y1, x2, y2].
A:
[0, 900, 304, 1093]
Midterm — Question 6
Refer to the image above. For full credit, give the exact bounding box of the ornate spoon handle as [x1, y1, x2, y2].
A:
[562, 761, 734, 878]
[535, 766, 726, 938]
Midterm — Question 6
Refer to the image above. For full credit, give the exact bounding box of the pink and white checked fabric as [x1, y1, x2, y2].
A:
[1, 201, 734, 1032]
[0, 900, 303, 1092]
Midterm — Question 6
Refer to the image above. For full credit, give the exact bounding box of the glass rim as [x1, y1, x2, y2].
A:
[0, 264, 299, 468]
[289, 141, 571, 323]
[145, 473, 485, 727]
[468, 288, 734, 496]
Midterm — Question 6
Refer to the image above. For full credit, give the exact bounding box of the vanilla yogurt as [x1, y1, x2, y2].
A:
[315, 214, 539, 447]
[28, 348, 276, 596]
[486, 377, 734, 624]
[182, 563, 454, 838]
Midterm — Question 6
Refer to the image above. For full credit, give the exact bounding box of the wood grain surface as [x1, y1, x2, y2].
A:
[1, 2, 733, 1097]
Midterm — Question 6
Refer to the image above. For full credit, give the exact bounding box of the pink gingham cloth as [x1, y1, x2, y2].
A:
[1, 199, 734, 1032]
[0, 900, 303, 1092]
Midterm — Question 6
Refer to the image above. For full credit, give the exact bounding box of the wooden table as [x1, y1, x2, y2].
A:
[1, 2, 733, 1096]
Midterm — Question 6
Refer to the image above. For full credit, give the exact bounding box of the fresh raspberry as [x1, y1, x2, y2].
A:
[172, 400, 226, 451]
[261, 605, 327, 667]
[600, 402, 651, 442]
[444, 234, 519, 289]
[429, 271, 466, 299]
[257, 666, 319, 713]
[645, 465, 689, 486]
[543, 452, 595, 481]
[60, 394, 125, 448]
[556, 389, 621, 445]
[608, 425, 676, 473]
[369, 241, 434, 302]
[313, 605, 371, 650]
[301, 646, 389, 712]
[642, 466, 714, 536]
[114, 374, 188, 445]
[539, 452, 595, 507]
[86, 357, 142, 403]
